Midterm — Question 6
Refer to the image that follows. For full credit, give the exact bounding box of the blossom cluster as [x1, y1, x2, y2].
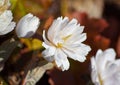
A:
[0, 0, 91, 71]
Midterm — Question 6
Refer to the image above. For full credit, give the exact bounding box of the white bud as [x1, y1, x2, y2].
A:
[16, 13, 40, 38]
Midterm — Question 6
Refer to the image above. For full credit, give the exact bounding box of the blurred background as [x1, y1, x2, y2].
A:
[0, 0, 120, 85]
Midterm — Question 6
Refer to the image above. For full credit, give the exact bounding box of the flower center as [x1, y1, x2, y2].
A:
[56, 34, 72, 48]
[57, 43, 63, 48]
[62, 34, 72, 41]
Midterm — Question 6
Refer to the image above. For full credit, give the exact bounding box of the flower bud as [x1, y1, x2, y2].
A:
[16, 13, 40, 38]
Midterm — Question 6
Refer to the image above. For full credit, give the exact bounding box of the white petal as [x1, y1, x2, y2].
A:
[60, 18, 78, 37]
[42, 45, 56, 62]
[66, 33, 87, 44]
[61, 24, 84, 38]
[95, 48, 116, 72]
[0, 10, 13, 30]
[103, 59, 120, 79]
[103, 48, 116, 61]
[103, 67, 120, 85]
[113, 59, 120, 66]
[95, 49, 103, 58]
[54, 49, 70, 71]
[58, 17, 69, 30]
[60, 20, 85, 43]
[42, 42, 50, 49]
[42, 30, 52, 46]
[0, 10, 15, 35]
[62, 43, 91, 62]
[91, 57, 97, 71]
[62, 48, 86, 62]
[91, 57, 100, 85]
[47, 17, 69, 45]
[74, 25, 84, 34]
[0, 22, 15, 35]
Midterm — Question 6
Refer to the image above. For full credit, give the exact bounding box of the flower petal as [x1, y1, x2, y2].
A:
[42, 30, 52, 46]
[62, 48, 86, 62]
[0, 22, 15, 35]
[95, 48, 116, 73]
[103, 59, 120, 79]
[91, 57, 100, 85]
[62, 44, 91, 62]
[66, 33, 87, 44]
[0, 10, 15, 35]
[60, 18, 78, 37]
[103, 63, 120, 85]
[47, 17, 69, 45]
[0, 10, 13, 30]
[47, 17, 62, 38]
[54, 49, 70, 71]
[42, 44, 56, 62]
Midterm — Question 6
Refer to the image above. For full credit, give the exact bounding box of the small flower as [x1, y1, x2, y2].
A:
[42, 17, 91, 71]
[16, 13, 40, 38]
[91, 48, 120, 85]
[0, 10, 15, 35]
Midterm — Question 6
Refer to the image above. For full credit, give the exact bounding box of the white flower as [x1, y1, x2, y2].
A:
[0, 10, 15, 35]
[16, 13, 40, 38]
[42, 17, 91, 71]
[91, 48, 120, 85]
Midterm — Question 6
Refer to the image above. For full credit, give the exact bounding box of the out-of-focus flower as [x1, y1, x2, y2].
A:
[0, 10, 15, 35]
[91, 48, 120, 85]
[69, 0, 104, 18]
[42, 17, 91, 71]
[0, 0, 10, 14]
[16, 13, 40, 38]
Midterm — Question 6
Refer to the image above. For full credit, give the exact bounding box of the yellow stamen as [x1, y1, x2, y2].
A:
[57, 43, 63, 48]
[98, 74, 103, 85]
[56, 34, 72, 48]
[62, 34, 72, 41]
